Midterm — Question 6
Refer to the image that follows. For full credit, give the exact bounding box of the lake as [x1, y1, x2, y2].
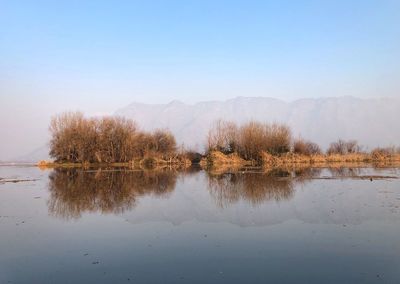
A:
[0, 166, 399, 283]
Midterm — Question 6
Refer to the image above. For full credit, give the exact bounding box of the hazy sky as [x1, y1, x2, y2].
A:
[1, 0, 400, 159]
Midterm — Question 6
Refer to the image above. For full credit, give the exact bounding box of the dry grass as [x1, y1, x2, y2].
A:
[37, 156, 192, 170]
[202, 151, 250, 167]
[205, 151, 400, 169]
[140, 156, 191, 169]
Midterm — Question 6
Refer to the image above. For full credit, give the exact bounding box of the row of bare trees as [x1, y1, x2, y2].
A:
[50, 113, 399, 164]
[207, 120, 292, 162]
[293, 139, 322, 155]
[49, 112, 177, 163]
[326, 139, 361, 155]
[206, 119, 400, 160]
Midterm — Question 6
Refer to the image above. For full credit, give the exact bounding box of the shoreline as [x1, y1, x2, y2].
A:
[33, 151, 400, 171]
[201, 151, 400, 169]
[36, 157, 192, 170]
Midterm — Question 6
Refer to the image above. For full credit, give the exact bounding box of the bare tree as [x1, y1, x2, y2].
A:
[49, 112, 178, 163]
[293, 138, 322, 155]
[49, 111, 97, 163]
[327, 139, 361, 155]
[207, 120, 238, 154]
[207, 120, 292, 162]
[150, 129, 177, 159]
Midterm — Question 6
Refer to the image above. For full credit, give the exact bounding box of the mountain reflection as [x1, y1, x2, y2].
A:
[207, 168, 321, 208]
[47, 168, 177, 219]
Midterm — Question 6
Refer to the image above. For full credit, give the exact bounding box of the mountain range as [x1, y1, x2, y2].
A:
[14, 96, 400, 162]
[116, 96, 400, 152]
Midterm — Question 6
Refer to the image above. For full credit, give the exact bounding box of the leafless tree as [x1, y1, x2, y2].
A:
[150, 129, 177, 159]
[293, 138, 322, 155]
[207, 120, 238, 154]
[206, 120, 291, 162]
[327, 139, 361, 155]
[49, 112, 178, 163]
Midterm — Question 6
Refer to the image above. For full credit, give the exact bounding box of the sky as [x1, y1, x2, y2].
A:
[0, 0, 400, 160]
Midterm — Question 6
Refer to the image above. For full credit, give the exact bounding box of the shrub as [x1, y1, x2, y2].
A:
[150, 129, 177, 159]
[293, 138, 322, 155]
[207, 120, 238, 154]
[327, 139, 361, 155]
[49, 112, 98, 163]
[236, 121, 291, 161]
[206, 120, 291, 162]
[185, 151, 203, 164]
[49, 112, 178, 163]
[371, 147, 396, 160]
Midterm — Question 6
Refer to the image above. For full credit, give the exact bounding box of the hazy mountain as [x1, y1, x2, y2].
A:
[116, 96, 400, 151]
[14, 96, 399, 162]
[13, 145, 50, 163]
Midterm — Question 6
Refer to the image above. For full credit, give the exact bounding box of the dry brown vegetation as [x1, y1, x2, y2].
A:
[46, 113, 400, 169]
[327, 139, 361, 155]
[293, 138, 322, 155]
[201, 151, 248, 167]
[204, 120, 400, 168]
[207, 120, 291, 163]
[371, 147, 399, 160]
[49, 112, 181, 165]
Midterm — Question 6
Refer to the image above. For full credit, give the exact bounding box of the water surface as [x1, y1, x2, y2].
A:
[1, 166, 399, 283]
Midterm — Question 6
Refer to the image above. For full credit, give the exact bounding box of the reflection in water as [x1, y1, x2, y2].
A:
[47, 166, 381, 219]
[47, 168, 177, 219]
[3, 165, 400, 284]
[328, 167, 362, 178]
[207, 169, 320, 208]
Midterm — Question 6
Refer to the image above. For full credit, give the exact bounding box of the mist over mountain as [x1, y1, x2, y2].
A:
[12, 96, 399, 162]
[15, 145, 50, 163]
[116, 96, 400, 152]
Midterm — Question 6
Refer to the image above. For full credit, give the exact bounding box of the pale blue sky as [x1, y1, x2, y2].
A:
[0, 0, 400, 159]
[1, 0, 400, 110]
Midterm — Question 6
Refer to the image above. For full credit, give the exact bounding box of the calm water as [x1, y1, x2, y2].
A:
[1, 166, 400, 284]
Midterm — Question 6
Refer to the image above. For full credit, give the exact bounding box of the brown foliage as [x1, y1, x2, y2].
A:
[49, 112, 178, 163]
[293, 138, 322, 155]
[327, 139, 361, 155]
[95, 117, 139, 163]
[206, 151, 247, 167]
[149, 129, 177, 158]
[207, 120, 238, 154]
[49, 112, 98, 163]
[237, 121, 292, 160]
[206, 120, 292, 162]
[371, 147, 397, 160]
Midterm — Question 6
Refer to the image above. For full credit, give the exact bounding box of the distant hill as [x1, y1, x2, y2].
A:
[116, 96, 400, 152]
[13, 145, 50, 163]
[14, 96, 400, 162]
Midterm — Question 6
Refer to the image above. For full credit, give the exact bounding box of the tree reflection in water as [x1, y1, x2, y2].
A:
[47, 166, 335, 218]
[207, 168, 321, 208]
[328, 167, 362, 178]
[47, 168, 177, 219]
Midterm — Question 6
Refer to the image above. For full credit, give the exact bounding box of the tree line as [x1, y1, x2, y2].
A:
[49, 113, 400, 164]
[206, 120, 292, 163]
[49, 112, 176, 163]
[206, 119, 400, 161]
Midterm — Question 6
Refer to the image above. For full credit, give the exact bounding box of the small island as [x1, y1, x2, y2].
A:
[38, 112, 400, 170]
